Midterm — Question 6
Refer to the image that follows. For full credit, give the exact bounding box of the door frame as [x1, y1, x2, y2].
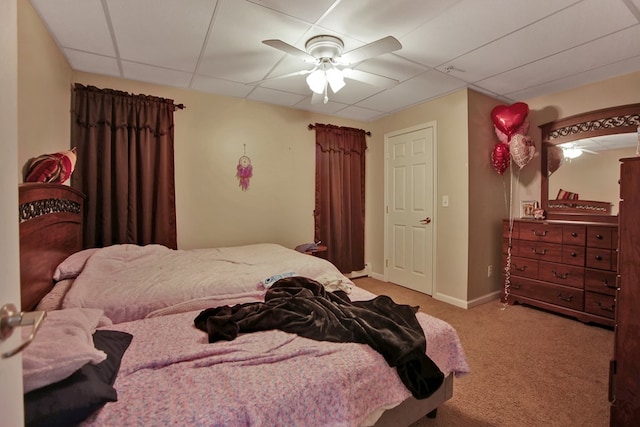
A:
[383, 122, 438, 294]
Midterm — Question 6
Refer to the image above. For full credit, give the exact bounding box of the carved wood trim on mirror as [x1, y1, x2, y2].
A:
[540, 103, 640, 223]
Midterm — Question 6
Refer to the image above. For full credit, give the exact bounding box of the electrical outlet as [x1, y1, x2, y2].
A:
[442, 195, 449, 207]
[487, 265, 493, 277]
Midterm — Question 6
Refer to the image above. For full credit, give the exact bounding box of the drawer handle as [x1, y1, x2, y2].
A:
[552, 270, 569, 279]
[510, 283, 521, 289]
[532, 229, 547, 237]
[596, 234, 603, 240]
[531, 248, 547, 255]
[571, 232, 578, 237]
[597, 301, 615, 312]
[570, 251, 577, 257]
[595, 255, 603, 261]
[556, 293, 574, 302]
[603, 280, 617, 290]
[514, 264, 527, 272]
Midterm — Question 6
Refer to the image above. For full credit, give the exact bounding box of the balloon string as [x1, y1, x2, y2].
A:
[501, 161, 517, 310]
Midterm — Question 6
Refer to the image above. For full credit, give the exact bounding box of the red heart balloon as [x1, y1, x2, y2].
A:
[491, 143, 510, 175]
[491, 102, 529, 141]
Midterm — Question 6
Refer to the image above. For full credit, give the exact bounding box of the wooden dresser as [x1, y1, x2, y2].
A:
[502, 218, 617, 327]
[609, 157, 640, 426]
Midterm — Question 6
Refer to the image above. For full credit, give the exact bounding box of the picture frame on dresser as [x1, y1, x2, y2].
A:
[520, 200, 538, 219]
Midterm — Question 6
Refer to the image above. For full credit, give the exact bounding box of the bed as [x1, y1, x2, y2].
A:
[18, 183, 469, 426]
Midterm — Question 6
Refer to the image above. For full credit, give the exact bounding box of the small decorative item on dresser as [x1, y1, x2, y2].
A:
[520, 200, 538, 218]
[533, 208, 546, 220]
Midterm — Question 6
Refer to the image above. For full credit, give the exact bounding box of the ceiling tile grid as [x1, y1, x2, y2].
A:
[29, 0, 640, 121]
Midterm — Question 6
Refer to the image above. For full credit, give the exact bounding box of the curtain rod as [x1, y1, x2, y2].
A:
[308, 123, 371, 136]
[175, 103, 186, 110]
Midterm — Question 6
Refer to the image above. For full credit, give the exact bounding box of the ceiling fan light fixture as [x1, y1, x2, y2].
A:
[563, 147, 583, 159]
[326, 67, 345, 93]
[306, 70, 326, 94]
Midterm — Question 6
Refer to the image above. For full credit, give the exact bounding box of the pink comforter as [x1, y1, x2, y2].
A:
[62, 243, 353, 324]
[83, 293, 469, 426]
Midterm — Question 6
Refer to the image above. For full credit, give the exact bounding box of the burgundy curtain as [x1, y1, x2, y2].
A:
[72, 84, 177, 249]
[314, 123, 366, 273]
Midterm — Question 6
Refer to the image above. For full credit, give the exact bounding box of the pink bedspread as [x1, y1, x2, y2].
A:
[62, 243, 353, 324]
[82, 293, 469, 426]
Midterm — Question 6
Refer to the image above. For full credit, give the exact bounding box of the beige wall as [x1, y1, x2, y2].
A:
[467, 90, 509, 302]
[70, 72, 370, 251]
[373, 90, 471, 304]
[17, 0, 72, 177]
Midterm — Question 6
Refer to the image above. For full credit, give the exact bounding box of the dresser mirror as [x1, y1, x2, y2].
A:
[540, 103, 640, 222]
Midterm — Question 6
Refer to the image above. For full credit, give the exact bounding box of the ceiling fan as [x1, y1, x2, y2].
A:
[253, 35, 402, 104]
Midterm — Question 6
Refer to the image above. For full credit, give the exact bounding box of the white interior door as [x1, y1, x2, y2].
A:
[385, 124, 436, 294]
[0, 0, 25, 424]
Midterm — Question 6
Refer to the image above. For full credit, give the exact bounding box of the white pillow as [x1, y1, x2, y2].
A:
[36, 279, 74, 311]
[53, 248, 101, 281]
[22, 308, 107, 393]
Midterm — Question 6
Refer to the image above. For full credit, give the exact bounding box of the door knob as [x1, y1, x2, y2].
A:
[420, 217, 431, 224]
[1, 303, 46, 359]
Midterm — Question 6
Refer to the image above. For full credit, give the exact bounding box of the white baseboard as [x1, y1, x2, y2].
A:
[467, 290, 502, 308]
[433, 290, 501, 309]
[432, 292, 468, 309]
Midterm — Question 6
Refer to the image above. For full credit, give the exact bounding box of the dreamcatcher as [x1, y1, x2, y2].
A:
[236, 144, 253, 191]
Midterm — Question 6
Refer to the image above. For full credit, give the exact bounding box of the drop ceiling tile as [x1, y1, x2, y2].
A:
[246, 0, 336, 23]
[438, 0, 637, 83]
[357, 70, 466, 112]
[106, 0, 216, 72]
[293, 97, 349, 115]
[30, 0, 115, 56]
[198, 0, 312, 82]
[121, 61, 193, 88]
[246, 86, 307, 107]
[191, 75, 254, 97]
[330, 105, 386, 122]
[476, 25, 640, 95]
[398, 0, 578, 68]
[356, 54, 429, 82]
[317, 0, 459, 42]
[64, 49, 121, 77]
[506, 55, 640, 100]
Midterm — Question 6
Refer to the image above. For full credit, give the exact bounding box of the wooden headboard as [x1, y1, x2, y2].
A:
[19, 183, 85, 311]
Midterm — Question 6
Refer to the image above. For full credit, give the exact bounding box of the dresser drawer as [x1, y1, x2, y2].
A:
[516, 240, 562, 263]
[518, 223, 562, 243]
[585, 292, 615, 319]
[539, 261, 584, 289]
[510, 256, 538, 279]
[586, 248, 613, 270]
[510, 277, 584, 311]
[584, 269, 617, 296]
[561, 245, 585, 266]
[587, 226, 614, 249]
[563, 224, 586, 246]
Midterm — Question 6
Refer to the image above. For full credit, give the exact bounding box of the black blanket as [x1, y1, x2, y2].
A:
[194, 276, 444, 399]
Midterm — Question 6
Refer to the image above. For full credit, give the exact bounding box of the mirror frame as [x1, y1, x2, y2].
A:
[540, 103, 640, 223]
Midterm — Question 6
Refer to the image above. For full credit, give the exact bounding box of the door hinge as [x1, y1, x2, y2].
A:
[385, 259, 389, 268]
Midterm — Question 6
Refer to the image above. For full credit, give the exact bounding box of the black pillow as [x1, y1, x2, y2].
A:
[24, 330, 133, 427]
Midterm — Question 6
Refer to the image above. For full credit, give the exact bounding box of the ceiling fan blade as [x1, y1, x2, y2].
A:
[247, 69, 313, 86]
[262, 39, 317, 62]
[339, 36, 402, 65]
[344, 69, 399, 89]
